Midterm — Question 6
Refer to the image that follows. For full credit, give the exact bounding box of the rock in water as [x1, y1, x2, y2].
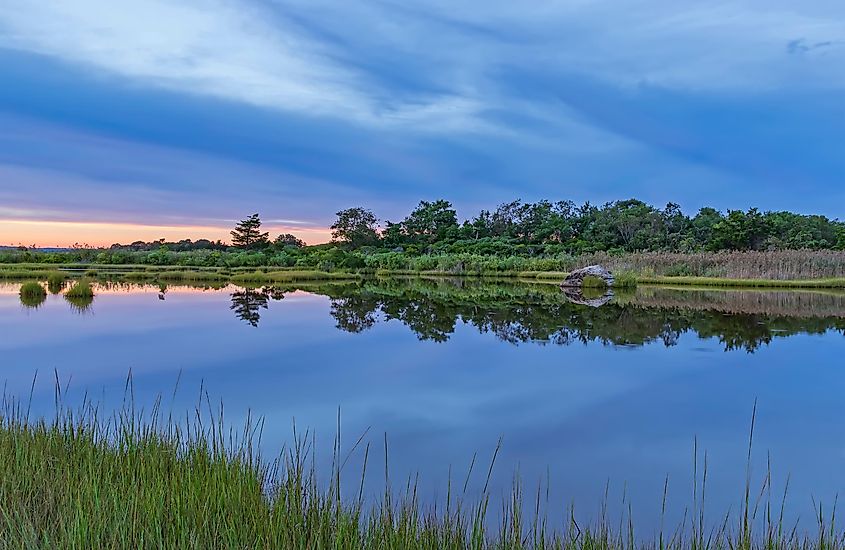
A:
[560, 265, 615, 288]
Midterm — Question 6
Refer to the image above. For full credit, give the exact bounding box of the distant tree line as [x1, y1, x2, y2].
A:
[331, 199, 845, 254]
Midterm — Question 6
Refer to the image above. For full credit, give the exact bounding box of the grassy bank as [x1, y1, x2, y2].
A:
[0, 397, 842, 549]
[3, 249, 845, 280]
[3, 261, 845, 290]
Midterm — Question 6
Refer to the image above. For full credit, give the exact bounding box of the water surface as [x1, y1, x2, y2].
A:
[2, 278, 844, 533]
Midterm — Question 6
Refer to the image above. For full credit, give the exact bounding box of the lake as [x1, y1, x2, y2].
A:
[2, 277, 845, 535]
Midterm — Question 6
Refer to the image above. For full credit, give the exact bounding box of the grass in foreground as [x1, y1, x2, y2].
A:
[0, 394, 842, 549]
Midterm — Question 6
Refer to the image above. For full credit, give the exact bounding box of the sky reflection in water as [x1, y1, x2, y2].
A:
[2, 279, 844, 532]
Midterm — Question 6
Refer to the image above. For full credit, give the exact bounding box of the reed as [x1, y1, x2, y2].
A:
[638, 276, 845, 289]
[45, 271, 67, 294]
[65, 279, 95, 299]
[613, 271, 639, 289]
[0, 387, 841, 549]
[0, 269, 43, 279]
[231, 270, 362, 284]
[154, 271, 230, 282]
[581, 275, 609, 289]
[19, 282, 47, 308]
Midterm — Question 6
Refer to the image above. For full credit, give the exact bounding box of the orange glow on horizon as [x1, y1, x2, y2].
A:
[0, 219, 332, 248]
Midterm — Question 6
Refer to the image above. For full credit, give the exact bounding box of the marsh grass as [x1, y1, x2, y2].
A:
[613, 271, 639, 290]
[64, 280, 95, 312]
[65, 279, 95, 299]
[581, 275, 609, 290]
[0, 269, 43, 279]
[155, 270, 230, 282]
[46, 271, 67, 294]
[0, 382, 841, 550]
[19, 281, 47, 309]
[231, 270, 362, 285]
[638, 276, 845, 289]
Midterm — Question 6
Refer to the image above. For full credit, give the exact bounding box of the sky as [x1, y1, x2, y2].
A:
[0, 0, 844, 246]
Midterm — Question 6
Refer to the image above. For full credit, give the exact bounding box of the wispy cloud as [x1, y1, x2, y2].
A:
[0, 0, 488, 131]
[5, 0, 841, 136]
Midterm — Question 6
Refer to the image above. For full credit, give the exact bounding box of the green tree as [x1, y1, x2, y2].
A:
[231, 214, 269, 249]
[691, 207, 723, 249]
[331, 207, 379, 248]
[273, 233, 305, 248]
[710, 208, 770, 251]
[401, 200, 458, 245]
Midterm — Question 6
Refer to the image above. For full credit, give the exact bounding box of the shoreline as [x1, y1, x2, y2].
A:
[2, 263, 845, 289]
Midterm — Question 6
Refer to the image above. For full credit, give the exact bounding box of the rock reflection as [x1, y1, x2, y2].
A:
[562, 286, 614, 307]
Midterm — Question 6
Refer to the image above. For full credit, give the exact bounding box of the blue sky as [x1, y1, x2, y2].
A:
[0, 0, 843, 244]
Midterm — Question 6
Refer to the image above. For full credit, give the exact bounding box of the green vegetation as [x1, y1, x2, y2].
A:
[155, 270, 230, 283]
[0, 199, 843, 292]
[580, 275, 608, 289]
[46, 271, 66, 294]
[0, 395, 841, 548]
[230, 212, 269, 249]
[65, 279, 95, 299]
[18, 281, 47, 308]
[231, 270, 362, 285]
[613, 271, 638, 289]
[638, 276, 845, 289]
[0, 268, 43, 279]
[2, 199, 844, 282]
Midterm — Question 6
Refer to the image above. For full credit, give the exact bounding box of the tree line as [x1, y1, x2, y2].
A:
[103, 200, 844, 256]
[329, 199, 845, 254]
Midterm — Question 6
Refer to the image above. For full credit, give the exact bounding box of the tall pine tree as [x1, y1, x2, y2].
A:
[231, 214, 269, 249]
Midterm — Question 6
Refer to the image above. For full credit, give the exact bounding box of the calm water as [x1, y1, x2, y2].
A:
[3, 278, 845, 533]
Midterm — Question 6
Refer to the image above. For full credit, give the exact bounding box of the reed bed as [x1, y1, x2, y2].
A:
[0, 269, 44, 279]
[638, 276, 845, 289]
[570, 250, 845, 280]
[155, 270, 231, 282]
[0, 389, 842, 549]
[231, 270, 362, 284]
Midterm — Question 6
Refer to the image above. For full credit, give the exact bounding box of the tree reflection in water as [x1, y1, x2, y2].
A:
[230, 287, 285, 327]
[232, 278, 845, 351]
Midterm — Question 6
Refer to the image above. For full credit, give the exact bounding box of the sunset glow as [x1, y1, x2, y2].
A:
[0, 219, 331, 248]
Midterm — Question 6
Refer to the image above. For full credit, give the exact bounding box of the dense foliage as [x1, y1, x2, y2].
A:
[365, 199, 845, 254]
